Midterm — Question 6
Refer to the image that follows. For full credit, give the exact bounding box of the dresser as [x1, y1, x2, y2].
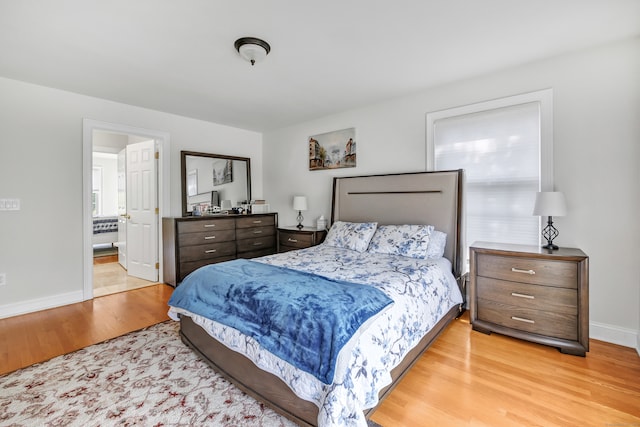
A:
[277, 226, 327, 253]
[469, 241, 589, 356]
[162, 213, 277, 286]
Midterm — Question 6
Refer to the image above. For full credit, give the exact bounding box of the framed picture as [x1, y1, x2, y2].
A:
[187, 169, 198, 196]
[213, 159, 233, 186]
[309, 127, 356, 170]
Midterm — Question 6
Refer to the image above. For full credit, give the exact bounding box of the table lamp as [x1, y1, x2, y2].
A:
[533, 191, 567, 250]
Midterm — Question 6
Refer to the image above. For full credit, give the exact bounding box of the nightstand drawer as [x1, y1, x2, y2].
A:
[477, 277, 577, 314]
[477, 299, 577, 340]
[279, 230, 314, 248]
[477, 254, 577, 289]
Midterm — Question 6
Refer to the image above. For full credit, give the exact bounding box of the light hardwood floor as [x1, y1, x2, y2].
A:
[93, 255, 158, 297]
[1, 288, 639, 426]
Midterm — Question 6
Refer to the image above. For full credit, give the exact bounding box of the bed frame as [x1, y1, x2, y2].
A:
[179, 170, 465, 426]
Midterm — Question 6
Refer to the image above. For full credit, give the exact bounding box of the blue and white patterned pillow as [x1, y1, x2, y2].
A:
[426, 229, 447, 259]
[367, 224, 434, 259]
[324, 221, 378, 253]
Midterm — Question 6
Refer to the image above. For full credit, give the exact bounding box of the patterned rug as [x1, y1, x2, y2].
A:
[0, 321, 383, 427]
[0, 322, 297, 426]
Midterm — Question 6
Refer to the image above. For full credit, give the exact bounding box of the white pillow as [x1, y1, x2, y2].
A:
[426, 229, 447, 259]
[367, 225, 434, 259]
[324, 221, 378, 253]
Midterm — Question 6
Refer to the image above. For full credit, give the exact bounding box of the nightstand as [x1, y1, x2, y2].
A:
[277, 226, 327, 253]
[469, 241, 589, 356]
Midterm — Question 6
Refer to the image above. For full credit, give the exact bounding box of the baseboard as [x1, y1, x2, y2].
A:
[590, 321, 639, 353]
[0, 291, 84, 320]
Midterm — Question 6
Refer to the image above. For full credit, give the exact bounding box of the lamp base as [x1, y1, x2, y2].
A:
[296, 211, 304, 229]
[541, 216, 560, 250]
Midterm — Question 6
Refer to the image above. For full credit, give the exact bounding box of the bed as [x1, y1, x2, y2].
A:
[92, 216, 119, 246]
[168, 170, 464, 427]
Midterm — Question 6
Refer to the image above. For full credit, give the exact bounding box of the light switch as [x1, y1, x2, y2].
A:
[0, 198, 20, 211]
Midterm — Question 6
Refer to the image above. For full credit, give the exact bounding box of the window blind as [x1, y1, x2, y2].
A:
[433, 101, 542, 261]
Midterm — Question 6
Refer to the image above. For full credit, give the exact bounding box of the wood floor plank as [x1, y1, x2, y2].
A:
[1, 287, 639, 426]
[0, 284, 173, 375]
[369, 314, 640, 427]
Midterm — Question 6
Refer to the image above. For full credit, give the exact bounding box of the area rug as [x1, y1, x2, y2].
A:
[0, 321, 383, 427]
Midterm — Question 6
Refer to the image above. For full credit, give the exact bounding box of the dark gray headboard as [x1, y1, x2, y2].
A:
[331, 170, 464, 277]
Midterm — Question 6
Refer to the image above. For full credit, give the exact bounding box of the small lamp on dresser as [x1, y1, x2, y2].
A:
[533, 191, 567, 250]
[292, 196, 307, 229]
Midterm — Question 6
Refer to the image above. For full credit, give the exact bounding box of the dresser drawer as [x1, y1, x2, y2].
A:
[178, 229, 236, 247]
[178, 241, 236, 262]
[236, 215, 275, 229]
[477, 277, 577, 315]
[477, 253, 577, 289]
[179, 256, 236, 281]
[477, 299, 577, 341]
[177, 218, 235, 234]
[236, 225, 275, 240]
[279, 230, 314, 249]
[236, 235, 276, 253]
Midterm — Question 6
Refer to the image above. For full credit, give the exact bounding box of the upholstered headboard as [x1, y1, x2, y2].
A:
[331, 170, 464, 277]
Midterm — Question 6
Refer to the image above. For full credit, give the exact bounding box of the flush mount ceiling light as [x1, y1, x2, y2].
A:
[234, 37, 271, 66]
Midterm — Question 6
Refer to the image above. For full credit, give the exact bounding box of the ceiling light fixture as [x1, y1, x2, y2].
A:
[234, 37, 271, 66]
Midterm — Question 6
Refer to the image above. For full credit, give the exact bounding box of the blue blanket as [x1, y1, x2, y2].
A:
[168, 259, 393, 384]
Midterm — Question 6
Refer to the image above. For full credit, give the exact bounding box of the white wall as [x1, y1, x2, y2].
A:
[0, 76, 262, 315]
[263, 37, 640, 348]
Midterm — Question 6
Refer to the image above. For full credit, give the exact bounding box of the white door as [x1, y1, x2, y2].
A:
[125, 140, 158, 282]
[117, 148, 127, 269]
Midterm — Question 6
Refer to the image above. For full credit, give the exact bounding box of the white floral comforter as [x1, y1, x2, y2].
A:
[168, 244, 462, 427]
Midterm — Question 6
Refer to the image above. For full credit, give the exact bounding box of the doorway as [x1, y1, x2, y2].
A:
[82, 120, 170, 301]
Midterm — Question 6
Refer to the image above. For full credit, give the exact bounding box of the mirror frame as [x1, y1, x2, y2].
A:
[180, 150, 252, 217]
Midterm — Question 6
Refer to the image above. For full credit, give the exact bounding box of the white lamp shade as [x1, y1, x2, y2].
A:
[292, 196, 308, 211]
[533, 192, 567, 217]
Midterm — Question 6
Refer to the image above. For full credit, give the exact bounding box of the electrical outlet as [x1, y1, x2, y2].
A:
[0, 273, 6, 286]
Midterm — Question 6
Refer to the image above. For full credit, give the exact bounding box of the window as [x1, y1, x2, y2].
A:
[426, 90, 553, 270]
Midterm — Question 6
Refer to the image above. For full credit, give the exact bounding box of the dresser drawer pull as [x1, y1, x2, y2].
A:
[511, 267, 536, 275]
[253, 242, 263, 246]
[204, 236, 216, 240]
[287, 238, 298, 243]
[203, 224, 216, 228]
[252, 220, 262, 224]
[511, 292, 534, 299]
[204, 249, 217, 254]
[253, 230, 263, 234]
[511, 316, 535, 324]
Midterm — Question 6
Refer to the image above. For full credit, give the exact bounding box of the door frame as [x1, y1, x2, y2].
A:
[82, 119, 170, 300]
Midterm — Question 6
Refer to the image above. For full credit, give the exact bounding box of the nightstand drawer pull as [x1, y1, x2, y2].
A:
[203, 224, 216, 228]
[253, 220, 262, 224]
[511, 292, 534, 299]
[511, 267, 536, 275]
[287, 238, 298, 243]
[204, 236, 216, 240]
[511, 316, 535, 324]
[253, 230, 263, 234]
[204, 249, 217, 254]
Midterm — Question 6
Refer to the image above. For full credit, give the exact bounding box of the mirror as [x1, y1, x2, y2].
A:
[181, 151, 251, 217]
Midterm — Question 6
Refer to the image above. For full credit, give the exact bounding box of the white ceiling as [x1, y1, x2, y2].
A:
[1, 0, 639, 132]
